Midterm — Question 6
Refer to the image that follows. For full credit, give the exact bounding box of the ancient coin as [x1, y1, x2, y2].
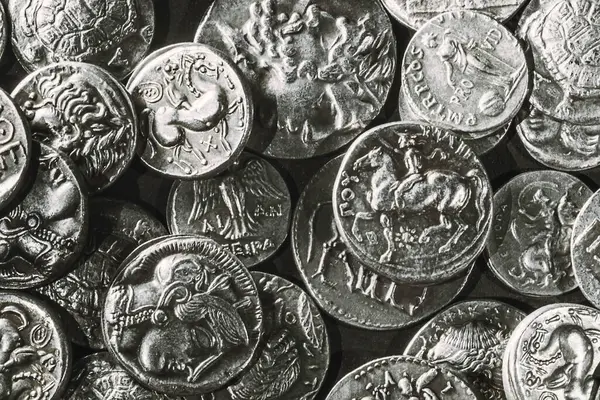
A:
[127, 43, 253, 179]
[168, 153, 291, 267]
[0, 142, 88, 289]
[36, 198, 167, 349]
[194, 0, 396, 159]
[0, 290, 72, 400]
[333, 122, 492, 285]
[403, 300, 526, 400]
[486, 171, 591, 297]
[8, 0, 155, 79]
[102, 235, 264, 395]
[403, 11, 528, 135]
[12, 62, 138, 193]
[292, 155, 473, 330]
[0, 2, 8, 62]
[325, 355, 479, 400]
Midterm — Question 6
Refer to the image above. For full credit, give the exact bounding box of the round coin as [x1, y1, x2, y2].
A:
[12, 62, 138, 193]
[333, 122, 493, 285]
[127, 43, 253, 179]
[8, 0, 155, 79]
[168, 153, 291, 267]
[102, 235, 263, 395]
[194, 0, 396, 159]
[486, 171, 591, 297]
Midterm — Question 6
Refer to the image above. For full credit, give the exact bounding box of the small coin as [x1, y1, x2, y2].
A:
[403, 299, 526, 400]
[102, 235, 264, 395]
[0, 290, 72, 400]
[0, 142, 88, 289]
[168, 153, 291, 267]
[486, 171, 591, 297]
[333, 122, 492, 285]
[292, 155, 472, 330]
[194, 0, 396, 159]
[403, 11, 528, 135]
[127, 43, 253, 179]
[12, 62, 138, 193]
[36, 198, 167, 349]
[8, 0, 155, 79]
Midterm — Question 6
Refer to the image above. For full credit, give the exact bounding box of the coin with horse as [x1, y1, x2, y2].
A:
[194, 0, 396, 159]
[102, 235, 263, 395]
[333, 122, 492, 285]
[127, 43, 253, 179]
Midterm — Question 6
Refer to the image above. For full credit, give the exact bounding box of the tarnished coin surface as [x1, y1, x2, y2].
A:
[0, 142, 88, 289]
[12, 62, 138, 193]
[486, 171, 591, 297]
[0, 290, 72, 400]
[325, 355, 479, 400]
[293, 155, 472, 330]
[333, 122, 492, 285]
[127, 43, 253, 179]
[403, 11, 528, 135]
[168, 153, 290, 267]
[194, 0, 396, 159]
[102, 235, 263, 395]
[36, 198, 167, 349]
[404, 300, 526, 400]
[8, 0, 155, 79]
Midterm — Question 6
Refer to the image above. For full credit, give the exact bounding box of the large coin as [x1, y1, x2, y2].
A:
[12, 62, 138, 193]
[403, 11, 528, 135]
[168, 153, 290, 267]
[36, 198, 167, 349]
[102, 235, 264, 395]
[0, 142, 88, 289]
[194, 0, 396, 159]
[8, 0, 155, 79]
[486, 171, 591, 297]
[333, 122, 492, 285]
[127, 43, 253, 179]
[293, 155, 472, 330]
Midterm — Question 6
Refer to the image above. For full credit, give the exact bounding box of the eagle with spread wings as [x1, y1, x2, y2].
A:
[188, 158, 285, 240]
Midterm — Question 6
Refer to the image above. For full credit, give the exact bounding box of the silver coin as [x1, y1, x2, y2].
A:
[403, 10, 528, 135]
[0, 1, 7, 62]
[12, 62, 138, 193]
[8, 0, 155, 79]
[36, 198, 167, 349]
[167, 153, 290, 267]
[486, 171, 591, 297]
[102, 235, 264, 395]
[325, 355, 479, 400]
[194, 0, 396, 159]
[292, 155, 473, 330]
[127, 43, 253, 179]
[333, 122, 492, 285]
[404, 299, 526, 400]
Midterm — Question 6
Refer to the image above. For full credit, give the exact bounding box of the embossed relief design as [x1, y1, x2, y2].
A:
[404, 0, 520, 27]
[0, 101, 29, 207]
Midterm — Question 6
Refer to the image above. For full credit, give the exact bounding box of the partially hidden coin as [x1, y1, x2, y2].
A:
[194, 0, 397, 159]
[168, 153, 291, 267]
[486, 171, 591, 297]
[0, 1, 8, 62]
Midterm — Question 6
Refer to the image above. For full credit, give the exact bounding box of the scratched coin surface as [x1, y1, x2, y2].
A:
[0, 291, 72, 400]
[0, 142, 88, 289]
[486, 171, 591, 297]
[168, 153, 290, 267]
[293, 155, 472, 330]
[36, 198, 167, 349]
[194, 0, 396, 159]
[8, 0, 155, 79]
[127, 43, 253, 179]
[102, 235, 263, 395]
[403, 11, 528, 135]
[12, 62, 138, 193]
[404, 300, 526, 400]
[333, 122, 492, 285]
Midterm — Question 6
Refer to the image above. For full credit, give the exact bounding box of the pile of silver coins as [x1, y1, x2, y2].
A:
[0, 0, 598, 399]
